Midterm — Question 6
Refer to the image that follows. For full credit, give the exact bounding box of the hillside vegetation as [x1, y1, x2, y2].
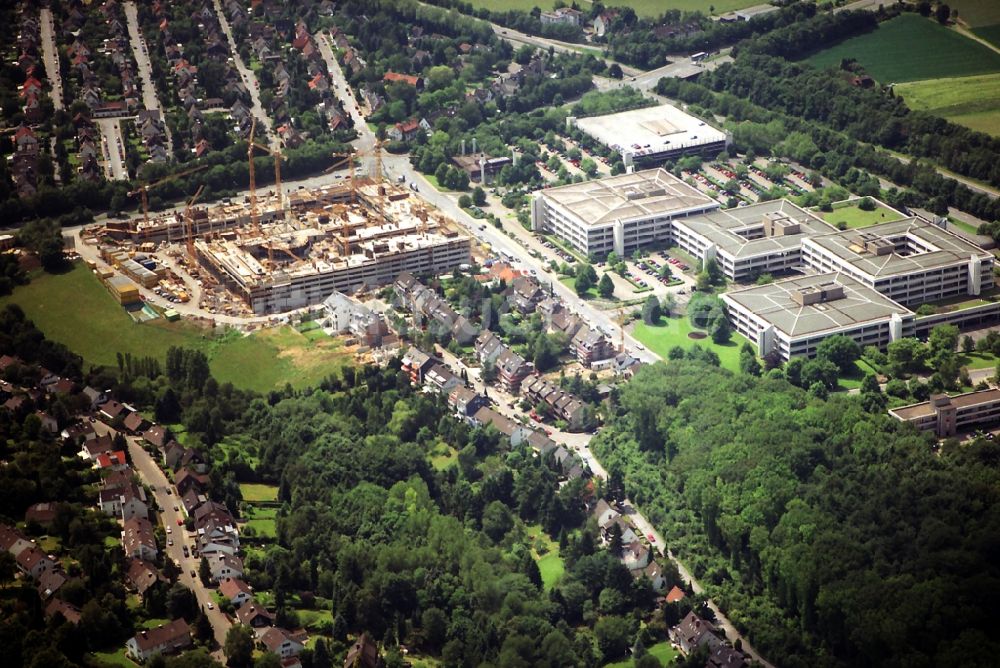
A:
[592, 361, 1000, 668]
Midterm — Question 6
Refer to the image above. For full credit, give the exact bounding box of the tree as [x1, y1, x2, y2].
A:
[608, 63, 623, 79]
[594, 616, 631, 661]
[962, 335, 976, 354]
[641, 295, 661, 325]
[195, 610, 214, 643]
[801, 358, 838, 391]
[254, 654, 281, 668]
[936, 3, 951, 24]
[199, 557, 211, 586]
[815, 335, 861, 373]
[739, 343, 761, 376]
[598, 273, 614, 299]
[710, 316, 731, 344]
[575, 270, 594, 296]
[472, 186, 487, 206]
[458, 194, 472, 208]
[224, 625, 254, 668]
[482, 500, 513, 542]
[421, 607, 448, 651]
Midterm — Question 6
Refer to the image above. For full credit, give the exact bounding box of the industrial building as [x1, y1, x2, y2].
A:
[571, 104, 729, 168]
[800, 219, 995, 307]
[722, 273, 915, 362]
[195, 183, 471, 314]
[890, 389, 1000, 438]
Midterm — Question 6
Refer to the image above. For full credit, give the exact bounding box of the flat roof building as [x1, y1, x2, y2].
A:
[800, 218, 994, 307]
[722, 273, 915, 361]
[890, 389, 1000, 438]
[531, 168, 719, 257]
[572, 104, 728, 168]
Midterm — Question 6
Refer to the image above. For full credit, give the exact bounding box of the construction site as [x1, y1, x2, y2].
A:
[85, 128, 471, 316]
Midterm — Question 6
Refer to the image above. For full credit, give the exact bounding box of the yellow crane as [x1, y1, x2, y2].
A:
[127, 164, 208, 237]
[185, 185, 205, 261]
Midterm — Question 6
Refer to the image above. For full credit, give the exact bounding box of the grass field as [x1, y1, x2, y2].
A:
[821, 201, 901, 228]
[89, 648, 136, 668]
[895, 72, 1000, 136]
[0, 264, 354, 393]
[807, 14, 1000, 82]
[974, 24, 1000, 49]
[244, 506, 277, 538]
[950, 0, 1000, 27]
[430, 444, 458, 471]
[632, 317, 748, 372]
[462, 0, 759, 18]
[239, 483, 278, 502]
[604, 641, 679, 667]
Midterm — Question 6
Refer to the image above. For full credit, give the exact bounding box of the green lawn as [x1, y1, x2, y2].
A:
[462, 0, 758, 18]
[297, 608, 333, 632]
[559, 276, 600, 300]
[821, 201, 901, 229]
[632, 317, 748, 372]
[838, 359, 879, 391]
[244, 506, 278, 538]
[895, 72, 1000, 137]
[604, 641, 679, 668]
[0, 264, 354, 393]
[806, 14, 1000, 82]
[89, 648, 136, 668]
[430, 444, 458, 471]
[239, 483, 278, 502]
[957, 350, 1000, 371]
[526, 524, 565, 590]
[38, 535, 62, 553]
[139, 617, 171, 630]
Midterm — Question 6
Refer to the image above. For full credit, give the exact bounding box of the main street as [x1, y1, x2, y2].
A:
[92, 422, 231, 660]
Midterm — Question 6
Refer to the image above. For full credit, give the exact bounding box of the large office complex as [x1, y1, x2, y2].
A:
[571, 104, 729, 168]
[890, 389, 1000, 438]
[530, 168, 720, 257]
[800, 219, 995, 306]
[722, 273, 915, 361]
[531, 168, 835, 282]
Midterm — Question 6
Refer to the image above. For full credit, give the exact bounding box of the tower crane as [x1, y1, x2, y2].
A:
[127, 164, 208, 238]
[184, 185, 205, 261]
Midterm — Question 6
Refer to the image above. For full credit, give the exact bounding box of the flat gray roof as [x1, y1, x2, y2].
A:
[676, 199, 837, 259]
[723, 272, 912, 339]
[803, 218, 992, 278]
[539, 168, 717, 228]
[575, 104, 727, 159]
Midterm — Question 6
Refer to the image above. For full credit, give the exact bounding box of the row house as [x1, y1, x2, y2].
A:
[521, 376, 585, 431]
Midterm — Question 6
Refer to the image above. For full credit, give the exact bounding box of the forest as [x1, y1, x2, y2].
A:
[591, 360, 1000, 668]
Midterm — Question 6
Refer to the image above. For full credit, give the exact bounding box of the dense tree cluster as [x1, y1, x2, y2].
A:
[593, 360, 1000, 667]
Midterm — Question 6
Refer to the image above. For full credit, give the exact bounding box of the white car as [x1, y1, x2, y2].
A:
[166, 527, 172, 534]
[206, 602, 214, 610]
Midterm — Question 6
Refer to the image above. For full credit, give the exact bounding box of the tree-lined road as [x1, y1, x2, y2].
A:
[39, 8, 64, 110]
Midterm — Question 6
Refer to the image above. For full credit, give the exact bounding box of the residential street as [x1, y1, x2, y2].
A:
[97, 118, 129, 181]
[213, 0, 278, 149]
[124, 1, 174, 154]
[39, 7, 64, 111]
[92, 421, 232, 660]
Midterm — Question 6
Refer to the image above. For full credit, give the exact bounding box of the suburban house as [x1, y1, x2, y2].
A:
[495, 348, 532, 394]
[345, 633, 381, 668]
[573, 328, 616, 368]
[521, 376, 586, 430]
[424, 363, 462, 394]
[591, 499, 621, 530]
[46, 599, 82, 625]
[16, 546, 56, 580]
[448, 386, 487, 420]
[401, 347, 438, 385]
[126, 559, 166, 599]
[126, 619, 192, 662]
[122, 517, 158, 562]
[25, 502, 59, 527]
[633, 560, 667, 593]
[509, 276, 545, 314]
[260, 626, 304, 658]
[37, 569, 68, 600]
[236, 600, 275, 632]
[219, 577, 254, 607]
[671, 611, 723, 654]
[208, 553, 245, 582]
[471, 406, 532, 447]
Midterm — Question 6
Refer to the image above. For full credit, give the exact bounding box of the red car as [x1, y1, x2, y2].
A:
[647, 534, 656, 543]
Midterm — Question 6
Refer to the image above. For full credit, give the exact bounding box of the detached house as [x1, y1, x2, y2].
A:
[126, 619, 192, 662]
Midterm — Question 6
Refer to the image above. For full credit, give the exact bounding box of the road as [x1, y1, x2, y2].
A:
[92, 421, 231, 660]
[124, 1, 174, 154]
[39, 8, 64, 111]
[97, 118, 129, 181]
[212, 0, 278, 149]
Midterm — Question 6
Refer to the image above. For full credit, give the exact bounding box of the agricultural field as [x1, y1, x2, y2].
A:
[895, 72, 1000, 136]
[807, 14, 1000, 82]
[461, 0, 758, 20]
[0, 263, 355, 393]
